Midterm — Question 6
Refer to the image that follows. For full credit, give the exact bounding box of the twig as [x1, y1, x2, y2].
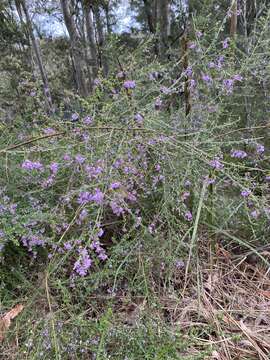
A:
[0, 132, 65, 154]
[0, 127, 199, 154]
[215, 123, 270, 139]
[183, 180, 208, 295]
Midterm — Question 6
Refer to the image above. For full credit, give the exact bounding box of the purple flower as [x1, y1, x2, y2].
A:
[134, 113, 144, 124]
[127, 191, 137, 202]
[123, 80, 136, 89]
[241, 189, 251, 197]
[97, 228, 104, 237]
[85, 165, 103, 179]
[210, 158, 224, 170]
[84, 116, 93, 125]
[78, 189, 104, 205]
[98, 252, 108, 261]
[91, 188, 104, 205]
[22, 160, 43, 171]
[78, 191, 92, 204]
[9, 203, 17, 214]
[184, 180, 191, 187]
[160, 86, 171, 94]
[233, 74, 243, 81]
[216, 56, 225, 69]
[181, 191, 190, 200]
[75, 154, 86, 164]
[222, 38, 229, 49]
[43, 128, 55, 135]
[155, 98, 163, 110]
[110, 201, 124, 216]
[231, 149, 247, 159]
[94, 78, 101, 86]
[202, 74, 212, 84]
[188, 42, 196, 49]
[148, 223, 156, 234]
[185, 66, 193, 77]
[135, 216, 142, 228]
[149, 72, 159, 81]
[208, 62, 216, 69]
[41, 175, 54, 188]
[223, 79, 234, 94]
[189, 79, 196, 91]
[50, 162, 59, 175]
[63, 154, 71, 161]
[79, 209, 88, 221]
[71, 113, 79, 121]
[265, 175, 270, 182]
[175, 259, 185, 269]
[256, 144, 264, 154]
[110, 182, 121, 190]
[250, 210, 259, 219]
[231, 149, 248, 159]
[64, 242, 72, 250]
[205, 176, 216, 185]
[184, 211, 193, 222]
[227, 9, 241, 17]
[73, 248, 92, 276]
[30, 90, 36, 97]
[196, 31, 203, 38]
[117, 71, 125, 79]
[21, 234, 45, 251]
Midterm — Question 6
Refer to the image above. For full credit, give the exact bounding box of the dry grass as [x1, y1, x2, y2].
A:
[2, 239, 270, 359]
[154, 241, 270, 359]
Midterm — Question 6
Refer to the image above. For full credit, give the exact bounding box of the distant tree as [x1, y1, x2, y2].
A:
[15, 0, 54, 112]
[157, 0, 170, 58]
[82, 0, 98, 86]
[230, 0, 238, 37]
[60, 0, 88, 96]
[130, 0, 157, 34]
[142, 0, 157, 33]
[93, 3, 109, 76]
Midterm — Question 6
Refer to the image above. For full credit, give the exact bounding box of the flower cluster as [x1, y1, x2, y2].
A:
[123, 80, 136, 89]
[22, 160, 43, 171]
[230, 150, 247, 159]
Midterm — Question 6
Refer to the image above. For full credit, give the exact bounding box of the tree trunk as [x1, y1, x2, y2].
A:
[60, 0, 88, 96]
[157, 0, 170, 58]
[230, 0, 238, 37]
[94, 5, 109, 77]
[83, 0, 98, 83]
[103, 2, 111, 34]
[181, 29, 191, 116]
[82, 16, 93, 92]
[17, 0, 53, 112]
[143, 0, 155, 33]
[153, 0, 158, 31]
[181, 0, 191, 116]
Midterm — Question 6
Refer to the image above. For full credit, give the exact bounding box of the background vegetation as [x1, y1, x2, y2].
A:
[0, 0, 270, 359]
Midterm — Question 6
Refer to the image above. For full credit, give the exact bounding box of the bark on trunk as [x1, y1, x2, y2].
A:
[157, 0, 170, 58]
[230, 0, 238, 37]
[94, 5, 109, 77]
[83, 0, 98, 82]
[60, 0, 88, 96]
[143, 0, 155, 33]
[17, 0, 53, 112]
[103, 2, 111, 34]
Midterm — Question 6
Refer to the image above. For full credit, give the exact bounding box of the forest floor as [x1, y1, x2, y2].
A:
[1, 239, 270, 360]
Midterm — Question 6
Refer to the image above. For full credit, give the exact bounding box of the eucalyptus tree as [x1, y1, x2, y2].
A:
[82, 0, 98, 85]
[15, 0, 54, 112]
[60, 0, 88, 96]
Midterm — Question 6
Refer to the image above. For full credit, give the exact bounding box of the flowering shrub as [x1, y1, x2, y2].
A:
[1, 12, 269, 294]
